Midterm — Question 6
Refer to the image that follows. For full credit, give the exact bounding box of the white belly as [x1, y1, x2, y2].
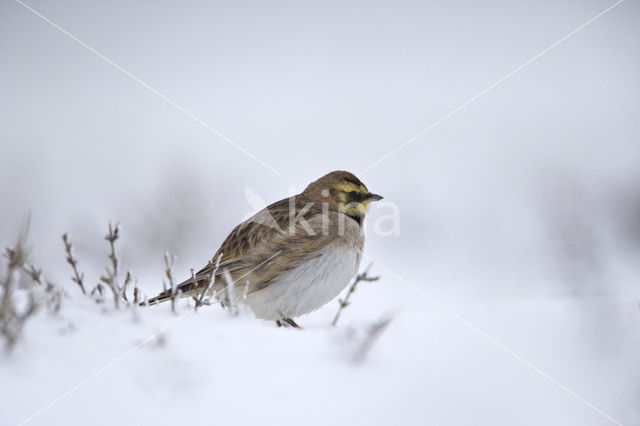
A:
[245, 243, 362, 320]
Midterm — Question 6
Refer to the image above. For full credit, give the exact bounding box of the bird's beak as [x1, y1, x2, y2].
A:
[365, 193, 383, 202]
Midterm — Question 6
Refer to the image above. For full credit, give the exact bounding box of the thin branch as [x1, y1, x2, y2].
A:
[170, 263, 187, 315]
[170, 288, 182, 314]
[100, 222, 122, 308]
[164, 251, 177, 313]
[163, 251, 175, 291]
[195, 253, 223, 309]
[133, 286, 140, 305]
[1, 223, 40, 351]
[105, 222, 120, 279]
[61, 233, 86, 294]
[122, 271, 132, 302]
[91, 283, 104, 298]
[23, 261, 63, 314]
[22, 262, 42, 285]
[159, 250, 183, 314]
[332, 262, 379, 326]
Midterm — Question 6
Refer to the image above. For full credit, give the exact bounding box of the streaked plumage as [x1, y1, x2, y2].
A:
[144, 170, 382, 327]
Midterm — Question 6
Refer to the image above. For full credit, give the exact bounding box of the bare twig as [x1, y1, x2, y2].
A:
[22, 261, 63, 314]
[170, 289, 182, 314]
[61, 233, 86, 294]
[105, 223, 120, 276]
[133, 286, 140, 305]
[23, 263, 42, 284]
[163, 251, 176, 291]
[332, 262, 379, 326]
[122, 271, 132, 302]
[160, 251, 182, 313]
[170, 263, 188, 315]
[1, 224, 40, 351]
[100, 222, 122, 308]
[45, 281, 63, 314]
[91, 283, 104, 298]
[195, 253, 223, 309]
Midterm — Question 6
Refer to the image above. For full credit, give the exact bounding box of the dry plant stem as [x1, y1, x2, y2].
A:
[332, 262, 379, 326]
[106, 223, 119, 278]
[196, 253, 223, 308]
[91, 283, 104, 297]
[122, 271, 132, 302]
[100, 222, 122, 308]
[170, 264, 187, 315]
[164, 251, 176, 291]
[62, 233, 86, 294]
[23, 262, 62, 314]
[171, 289, 182, 314]
[163, 251, 179, 313]
[1, 229, 39, 350]
[194, 265, 211, 309]
[23, 263, 42, 284]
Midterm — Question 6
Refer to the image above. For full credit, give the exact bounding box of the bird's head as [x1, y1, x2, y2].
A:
[303, 171, 383, 221]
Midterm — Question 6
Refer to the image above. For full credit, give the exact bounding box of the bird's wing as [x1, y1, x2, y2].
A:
[218, 211, 349, 294]
[151, 195, 330, 300]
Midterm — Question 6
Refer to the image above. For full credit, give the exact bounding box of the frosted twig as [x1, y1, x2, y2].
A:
[195, 253, 223, 309]
[1, 223, 40, 350]
[163, 251, 176, 291]
[105, 223, 119, 277]
[133, 286, 140, 305]
[122, 271, 132, 302]
[62, 233, 86, 294]
[169, 261, 187, 314]
[332, 262, 379, 326]
[23, 261, 62, 314]
[162, 251, 183, 313]
[99, 222, 122, 308]
[91, 283, 104, 298]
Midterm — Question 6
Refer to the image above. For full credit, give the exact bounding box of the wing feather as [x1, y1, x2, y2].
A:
[150, 195, 335, 302]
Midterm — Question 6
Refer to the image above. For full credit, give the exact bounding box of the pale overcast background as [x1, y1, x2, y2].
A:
[1, 1, 639, 425]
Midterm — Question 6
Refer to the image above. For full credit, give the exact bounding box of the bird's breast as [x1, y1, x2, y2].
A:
[245, 232, 364, 320]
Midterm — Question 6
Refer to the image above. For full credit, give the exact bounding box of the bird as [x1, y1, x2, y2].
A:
[143, 170, 383, 327]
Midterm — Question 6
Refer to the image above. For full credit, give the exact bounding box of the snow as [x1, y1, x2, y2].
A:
[2, 272, 638, 426]
[2, 0, 640, 424]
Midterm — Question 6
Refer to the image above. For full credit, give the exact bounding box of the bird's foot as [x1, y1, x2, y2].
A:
[283, 317, 301, 328]
[275, 318, 301, 328]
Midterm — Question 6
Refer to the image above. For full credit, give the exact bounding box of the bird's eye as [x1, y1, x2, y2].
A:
[348, 191, 362, 202]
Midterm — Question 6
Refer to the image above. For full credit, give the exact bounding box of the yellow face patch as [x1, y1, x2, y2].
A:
[331, 181, 373, 216]
[333, 181, 368, 194]
[341, 200, 370, 217]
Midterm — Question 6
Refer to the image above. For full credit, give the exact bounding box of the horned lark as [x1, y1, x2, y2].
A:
[145, 170, 383, 327]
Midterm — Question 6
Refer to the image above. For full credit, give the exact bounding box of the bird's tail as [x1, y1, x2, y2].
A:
[141, 276, 210, 306]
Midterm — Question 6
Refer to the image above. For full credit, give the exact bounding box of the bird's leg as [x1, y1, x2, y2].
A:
[283, 318, 301, 328]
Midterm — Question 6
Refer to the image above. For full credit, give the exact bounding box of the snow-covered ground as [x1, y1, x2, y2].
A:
[2, 0, 640, 425]
[2, 260, 639, 425]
